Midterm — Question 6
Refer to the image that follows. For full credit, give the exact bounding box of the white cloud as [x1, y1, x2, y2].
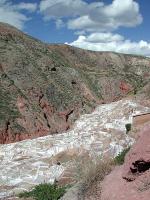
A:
[16, 2, 37, 13]
[0, 0, 37, 29]
[103, 0, 142, 27]
[68, 15, 101, 32]
[39, 0, 142, 32]
[67, 32, 150, 56]
[40, 0, 87, 19]
[40, 0, 149, 56]
[86, 32, 124, 43]
[55, 19, 65, 29]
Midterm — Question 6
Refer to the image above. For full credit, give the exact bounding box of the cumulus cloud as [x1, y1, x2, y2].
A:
[39, 0, 142, 32]
[0, 0, 37, 29]
[67, 32, 150, 56]
[40, 0, 150, 56]
[85, 32, 124, 43]
[40, 0, 87, 19]
[16, 2, 37, 13]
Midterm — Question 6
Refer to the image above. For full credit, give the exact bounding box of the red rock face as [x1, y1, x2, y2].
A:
[101, 124, 150, 200]
[119, 81, 132, 93]
[0, 97, 77, 144]
[101, 166, 150, 200]
[0, 129, 49, 144]
[123, 124, 150, 181]
[0, 91, 86, 144]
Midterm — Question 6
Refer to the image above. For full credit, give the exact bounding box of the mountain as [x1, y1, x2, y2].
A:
[0, 22, 150, 144]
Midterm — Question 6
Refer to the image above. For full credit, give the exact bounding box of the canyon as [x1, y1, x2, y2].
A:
[0, 22, 150, 199]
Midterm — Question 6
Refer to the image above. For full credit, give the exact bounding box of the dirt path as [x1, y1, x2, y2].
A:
[83, 180, 102, 200]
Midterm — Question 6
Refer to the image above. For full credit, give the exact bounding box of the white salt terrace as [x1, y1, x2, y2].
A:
[0, 99, 150, 198]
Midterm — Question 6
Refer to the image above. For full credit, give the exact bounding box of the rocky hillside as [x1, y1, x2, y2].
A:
[0, 22, 150, 144]
[100, 124, 150, 200]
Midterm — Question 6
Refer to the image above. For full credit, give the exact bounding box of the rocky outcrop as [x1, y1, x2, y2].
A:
[101, 124, 150, 200]
[0, 22, 150, 143]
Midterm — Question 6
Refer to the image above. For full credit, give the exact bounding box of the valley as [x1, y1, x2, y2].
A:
[0, 99, 150, 198]
[0, 22, 150, 200]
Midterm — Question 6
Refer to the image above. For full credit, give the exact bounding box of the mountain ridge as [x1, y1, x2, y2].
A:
[0, 22, 150, 144]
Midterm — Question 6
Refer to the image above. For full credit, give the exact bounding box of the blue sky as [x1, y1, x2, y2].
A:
[0, 0, 150, 55]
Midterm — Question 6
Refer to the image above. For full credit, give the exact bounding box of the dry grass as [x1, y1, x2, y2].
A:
[74, 156, 113, 193]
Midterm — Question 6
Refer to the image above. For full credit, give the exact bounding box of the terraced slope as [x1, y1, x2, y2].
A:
[1, 99, 150, 198]
[0, 22, 150, 143]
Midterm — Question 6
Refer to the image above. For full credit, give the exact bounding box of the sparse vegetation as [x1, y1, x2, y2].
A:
[67, 147, 132, 198]
[74, 147, 131, 195]
[74, 156, 113, 192]
[114, 147, 130, 165]
[18, 183, 66, 200]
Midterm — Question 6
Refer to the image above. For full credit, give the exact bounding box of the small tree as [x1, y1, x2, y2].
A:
[125, 123, 131, 134]
[114, 147, 130, 165]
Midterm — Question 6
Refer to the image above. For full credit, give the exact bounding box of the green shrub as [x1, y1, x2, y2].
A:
[114, 147, 130, 165]
[125, 123, 131, 133]
[18, 183, 66, 200]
